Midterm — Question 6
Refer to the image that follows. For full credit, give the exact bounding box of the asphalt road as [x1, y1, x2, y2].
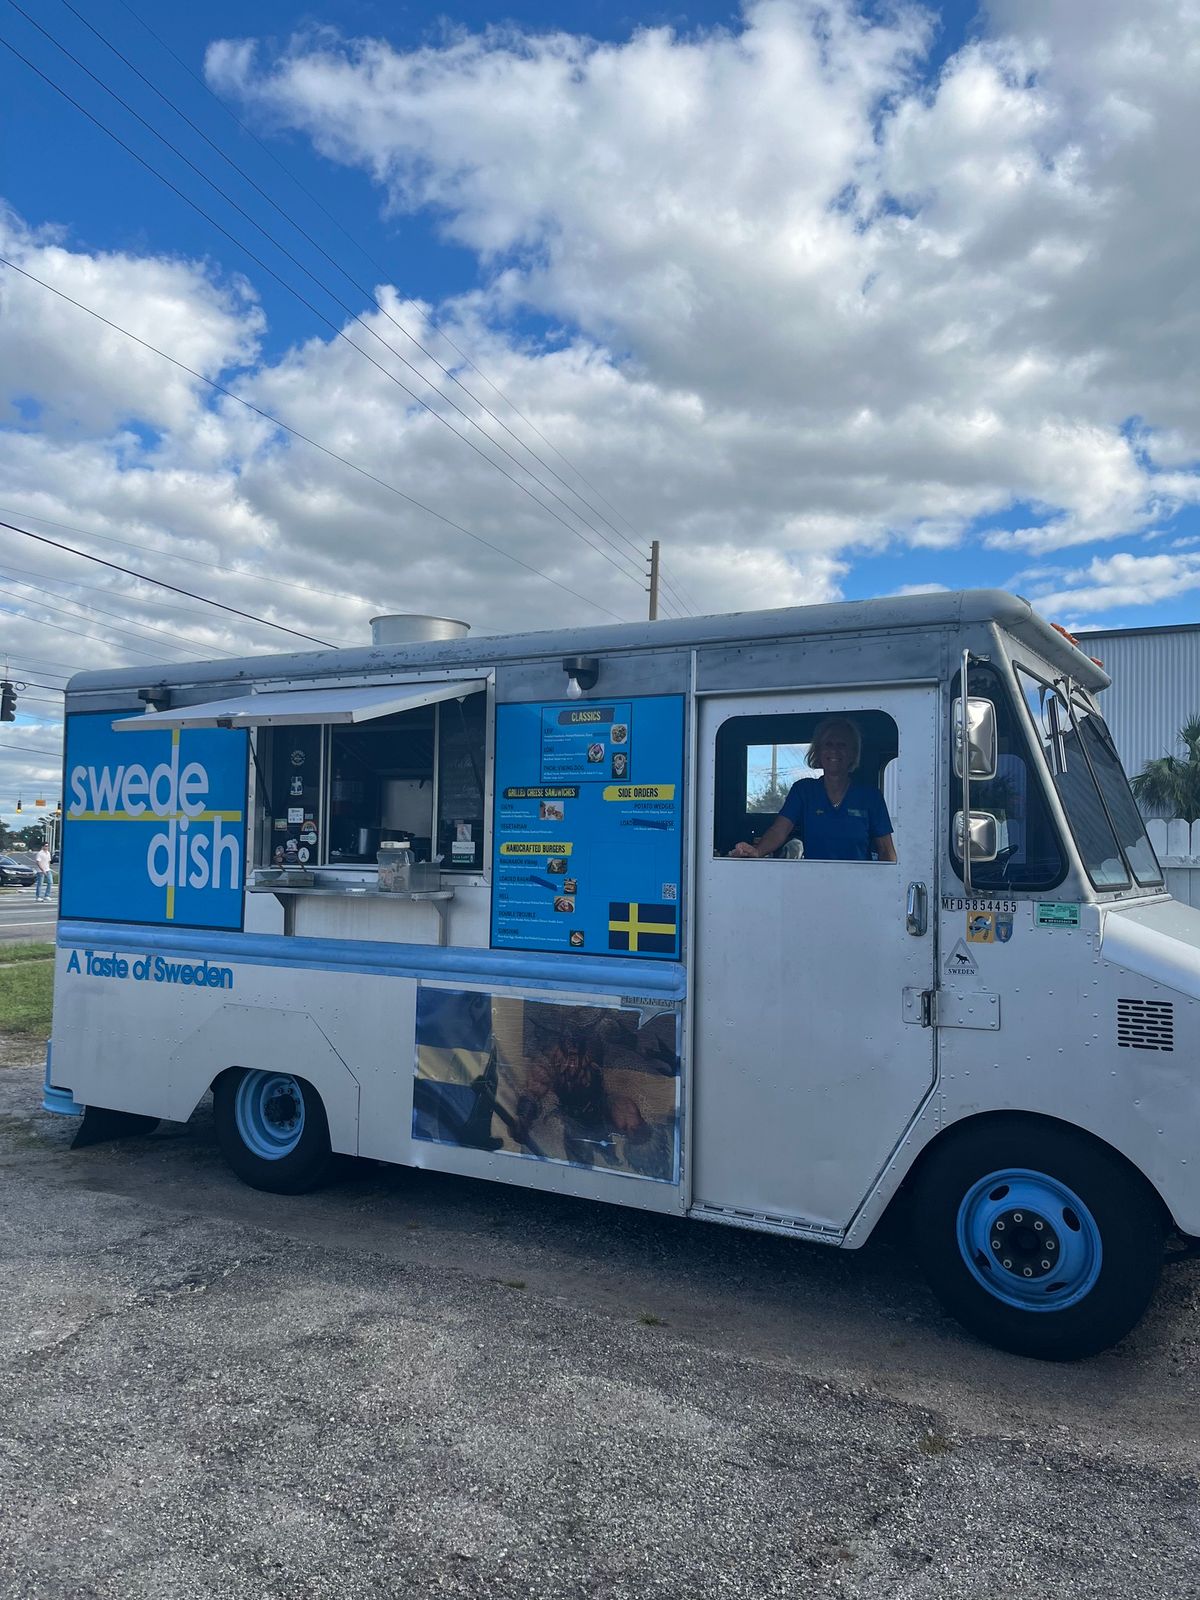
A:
[2, 1054, 1200, 1599]
[0, 891, 57, 944]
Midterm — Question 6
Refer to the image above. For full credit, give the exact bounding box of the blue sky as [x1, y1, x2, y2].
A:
[2, 0, 1200, 803]
[5, 1, 987, 356]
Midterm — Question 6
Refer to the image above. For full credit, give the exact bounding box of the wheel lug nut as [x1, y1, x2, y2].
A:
[1034, 1220, 1044, 1231]
[1041, 1261, 1050, 1270]
[995, 1220, 1006, 1231]
[1003, 1258, 1013, 1269]
[991, 1240, 1001, 1251]
[1023, 1267, 1033, 1277]
[1013, 1212, 1024, 1223]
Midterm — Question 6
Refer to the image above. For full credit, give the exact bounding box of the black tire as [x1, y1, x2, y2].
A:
[911, 1116, 1165, 1360]
[213, 1068, 336, 1195]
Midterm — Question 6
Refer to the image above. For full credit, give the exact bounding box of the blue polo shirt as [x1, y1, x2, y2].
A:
[778, 779, 892, 861]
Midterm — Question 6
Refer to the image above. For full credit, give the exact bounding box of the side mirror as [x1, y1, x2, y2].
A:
[953, 696, 998, 780]
[954, 810, 999, 863]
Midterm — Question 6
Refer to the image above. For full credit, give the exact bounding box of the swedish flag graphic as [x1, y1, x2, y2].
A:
[608, 901, 677, 954]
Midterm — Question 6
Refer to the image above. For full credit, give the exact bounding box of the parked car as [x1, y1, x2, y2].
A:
[0, 854, 36, 886]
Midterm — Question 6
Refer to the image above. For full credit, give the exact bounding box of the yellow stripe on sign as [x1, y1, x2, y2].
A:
[416, 1045, 490, 1084]
[498, 841, 573, 856]
[608, 906, 676, 949]
[165, 729, 181, 922]
[69, 810, 244, 822]
[602, 784, 676, 802]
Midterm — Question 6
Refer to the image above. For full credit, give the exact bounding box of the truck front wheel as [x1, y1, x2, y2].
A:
[213, 1069, 335, 1194]
[912, 1117, 1164, 1360]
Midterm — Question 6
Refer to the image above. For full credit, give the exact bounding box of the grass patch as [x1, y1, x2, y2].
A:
[0, 942, 55, 966]
[637, 1312, 668, 1327]
[0, 953, 54, 1036]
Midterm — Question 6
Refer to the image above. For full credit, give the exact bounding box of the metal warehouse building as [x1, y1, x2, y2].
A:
[1076, 621, 1200, 785]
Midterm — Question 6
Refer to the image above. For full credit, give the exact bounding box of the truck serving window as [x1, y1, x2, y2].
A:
[715, 709, 898, 860]
[259, 692, 487, 872]
[951, 665, 1066, 892]
[1016, 669, 1161, 891]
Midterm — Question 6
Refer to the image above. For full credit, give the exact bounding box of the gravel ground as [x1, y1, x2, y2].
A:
[2, 1055, 1199, 1600]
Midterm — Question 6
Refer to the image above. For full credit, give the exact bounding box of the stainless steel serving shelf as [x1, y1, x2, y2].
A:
[247, 882, 454, 941]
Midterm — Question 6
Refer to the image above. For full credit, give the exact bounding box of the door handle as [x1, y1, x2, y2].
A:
[906, 881, 928, 936]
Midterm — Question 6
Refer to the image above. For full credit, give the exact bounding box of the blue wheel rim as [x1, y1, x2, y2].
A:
[233, 1071, 305, 1160]
[956, 1167, 1102, 1312]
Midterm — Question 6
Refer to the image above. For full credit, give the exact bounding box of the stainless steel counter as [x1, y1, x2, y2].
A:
[247, 882, 455, 942]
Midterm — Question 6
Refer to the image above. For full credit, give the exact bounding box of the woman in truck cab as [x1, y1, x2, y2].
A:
[730, 716, 897, 862]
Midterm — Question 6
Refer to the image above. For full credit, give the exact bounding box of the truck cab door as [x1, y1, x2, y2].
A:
[692, 686, 938, 1234]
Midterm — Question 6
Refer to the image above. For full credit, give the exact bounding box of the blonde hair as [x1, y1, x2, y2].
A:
[806, 716, 862, 771]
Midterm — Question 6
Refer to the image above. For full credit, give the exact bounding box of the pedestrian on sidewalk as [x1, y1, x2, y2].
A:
[34, 843, 53, 901]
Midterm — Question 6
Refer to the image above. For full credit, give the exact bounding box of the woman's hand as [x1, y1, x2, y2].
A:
[731, 817, 794, 859]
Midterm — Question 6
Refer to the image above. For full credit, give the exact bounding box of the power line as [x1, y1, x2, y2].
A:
[63, 0, 655, 586]
[0, 739, 62, 757]
[3, 11, 648, 593]
[3, 661, 73, 680]
[0, 505, 374, 621]
[0, 517, 335, 647]
[0, 257, 626, 621]
[658, 564, 702, 615]
[112, 0, 665, 587]
[0, 572, 240, 657]
[3, 665, 72, 684]
[0, 525, 349, 637]
[1, 597, 170, 658]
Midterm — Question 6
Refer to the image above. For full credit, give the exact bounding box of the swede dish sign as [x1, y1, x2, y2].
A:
[61, 710, 249, 931]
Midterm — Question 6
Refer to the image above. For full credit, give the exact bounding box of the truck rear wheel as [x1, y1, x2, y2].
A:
[912, 1118, 1164, 1360]
[213, 1069, 335, 1194]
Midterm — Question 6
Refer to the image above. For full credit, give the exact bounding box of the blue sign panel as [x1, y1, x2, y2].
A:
[491, 695, 684, 959]
[61, 711, 249, 931]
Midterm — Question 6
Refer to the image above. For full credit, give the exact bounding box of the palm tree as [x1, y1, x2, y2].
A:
[1130, 714, 1200, 823]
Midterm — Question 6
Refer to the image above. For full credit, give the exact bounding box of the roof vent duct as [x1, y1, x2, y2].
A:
[369, 614, 470, 646]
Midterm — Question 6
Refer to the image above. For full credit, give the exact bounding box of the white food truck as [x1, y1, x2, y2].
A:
[44, 591, 1200, 1359]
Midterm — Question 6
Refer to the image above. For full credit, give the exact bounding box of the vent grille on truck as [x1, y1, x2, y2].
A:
[1117, 998, 1174, 1052]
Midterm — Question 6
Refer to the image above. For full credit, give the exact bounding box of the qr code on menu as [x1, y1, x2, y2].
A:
[661, 882, 677, 901]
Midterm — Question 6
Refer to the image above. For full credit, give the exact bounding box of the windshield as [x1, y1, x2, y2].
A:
[1069, 695, 1162, 887]
[1017, 669, 1162, 892]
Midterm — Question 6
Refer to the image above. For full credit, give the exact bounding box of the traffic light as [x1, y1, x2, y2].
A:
[0, 681, 15, 721]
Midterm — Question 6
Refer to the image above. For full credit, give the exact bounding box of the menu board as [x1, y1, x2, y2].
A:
[491, 695, 685, 959]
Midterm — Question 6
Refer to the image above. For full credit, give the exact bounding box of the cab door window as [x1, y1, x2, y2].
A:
[716, 709, 898, 861]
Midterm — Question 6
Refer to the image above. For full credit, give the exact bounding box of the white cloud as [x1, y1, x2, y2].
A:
[0, 209, 263, 441]
[6, 0, 1200, 807]
[201, 0, 1200, 568]
[1025, 551, 1200, 617]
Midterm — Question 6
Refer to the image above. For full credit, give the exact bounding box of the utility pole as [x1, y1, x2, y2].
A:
[647, 540, 660, 621]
